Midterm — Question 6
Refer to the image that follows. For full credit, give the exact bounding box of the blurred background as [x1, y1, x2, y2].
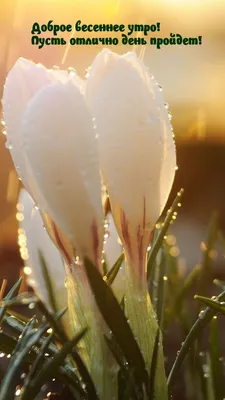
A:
[0, 0, 225, 291]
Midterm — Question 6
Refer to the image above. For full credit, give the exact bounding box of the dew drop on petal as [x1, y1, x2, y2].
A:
[5, 140, 13, 150]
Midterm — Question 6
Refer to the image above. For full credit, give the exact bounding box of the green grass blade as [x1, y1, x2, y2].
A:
[147, 189, 184, 280]
[209, 316, 224, 400]
[104, 253, 124, 285]
[156, 249, 167, 330]
[0, 277, 23, 324]
[23, 331, 54, 385]
[0, 322, 49, 400]
[194, 296, 225, 315]
[167, 290, 225, 391]
[38, 301, 68, 342]
[71, 348, 99, 400]
[84, 257, 148, 385]
[148, 329, 160, 400]
[20, 328, 87, 400]
[0, 293, 38, 307]
[205, 353, 216, 400]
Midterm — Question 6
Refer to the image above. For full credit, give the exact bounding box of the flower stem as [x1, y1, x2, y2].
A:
[124, 257, 168, 399]
[67, 266, 118, 400]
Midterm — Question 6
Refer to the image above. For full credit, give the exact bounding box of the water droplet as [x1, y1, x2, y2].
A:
[158, 85, 163, 92]
[29, 303, 35, 310]
[168, 112, 172, 121]
[21, 373, 26, 379]
[1, 119, 5, 126]
[5, 140, 13, 150]
[95, 134, 99, 139]
[199, 351, 205, 357]
[15, 388, 21, 396]
[0, 353, 5, 358]
[2, 129, 6, 136]
[198, 310, 206, 319]
[164, 103, 169, 110]
[203, 364, 209, 373]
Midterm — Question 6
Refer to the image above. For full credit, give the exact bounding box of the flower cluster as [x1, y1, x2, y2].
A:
[2, 49, 176, 400]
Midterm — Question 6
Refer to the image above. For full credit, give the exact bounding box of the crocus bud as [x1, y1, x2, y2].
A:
[86, 49, 176, 283]
[2, 58, 83, 209]
[21, 79, 104, 268]
[18, 189, 71, 337]
[2, 58, 80, 264]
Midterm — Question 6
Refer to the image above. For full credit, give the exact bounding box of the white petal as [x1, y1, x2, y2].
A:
[104, 213, 122, 267]
[2, 58, 84, 211]
[86, 49, 176, 230]
[21, 80, 104, 265]
[2, 58, 51, 192]
[18, 189, 70, 334]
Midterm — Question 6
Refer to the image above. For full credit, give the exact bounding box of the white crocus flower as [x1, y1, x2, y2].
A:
[18, 189, 71, 337]
[86, 49, 176, 284]
[21, 80, 103, 267]
[2, 58, 103, 268]
[86, 49, 175, 398]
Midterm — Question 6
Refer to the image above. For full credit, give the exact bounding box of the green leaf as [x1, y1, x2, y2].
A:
[0, 277, 23, 324]
[84, 257, 148, 385]
[148, 329, 160, 400]
[104, 253, 124, 285]
[167, 290, 225, 392]
[147, 189, 184, 280]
